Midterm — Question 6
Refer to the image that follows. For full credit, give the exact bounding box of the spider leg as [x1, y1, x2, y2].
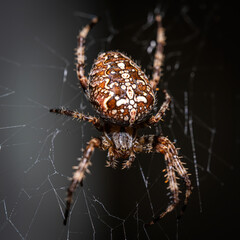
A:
[140, 135, 191, 225]
[150, 14, 166, 91]
[171, 148, 192, 217]
[50, 108, 102, 130]
[147, 136, 179, 225]
[157, 136, 192, 219]
[106, 147, 118, 169]
[64, 137, 101, 225]
[76, 17, 98, 94]
[122, 152, 135, 169]
[147, 90, 171, 125]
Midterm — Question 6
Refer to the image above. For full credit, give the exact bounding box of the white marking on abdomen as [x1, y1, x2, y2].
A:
[116, 98, 129, 107]
[117, 62, 125, 69]
[126, 86, 134, 99]
[136, 96, 147, 103]
[130, 109, 137, 124]
[121, 73, 130, 79]
[103, 91, 114, 111]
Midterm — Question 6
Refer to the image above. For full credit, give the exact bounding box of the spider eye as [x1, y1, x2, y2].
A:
[89, 51, 155, 126]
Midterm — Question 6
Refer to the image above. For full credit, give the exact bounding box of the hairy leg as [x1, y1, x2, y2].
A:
[170, 145, 192, 215]
[50, 108, 102, 130]
[76, 17, 98, 94]
[148, 136, 179, 225]
[138, 135, 192, 225]
[157, 136, 192, 204]
[150, 14, 166, 91]
[147, 90, 171, 125]
[64, 137, 101, 225]
[122, 152, 136, 169]
[106, 147, 118, 169]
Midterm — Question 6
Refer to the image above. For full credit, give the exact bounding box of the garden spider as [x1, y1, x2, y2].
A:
[50, 15, 192, 225]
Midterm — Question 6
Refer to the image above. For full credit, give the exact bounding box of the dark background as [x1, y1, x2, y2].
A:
[0, 0, 239, 239]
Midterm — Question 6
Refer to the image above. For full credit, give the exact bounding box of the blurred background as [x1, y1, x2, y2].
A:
[0, 0, 239, 239]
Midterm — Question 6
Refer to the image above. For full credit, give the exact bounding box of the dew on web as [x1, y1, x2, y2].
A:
[0, 1, 238, 240]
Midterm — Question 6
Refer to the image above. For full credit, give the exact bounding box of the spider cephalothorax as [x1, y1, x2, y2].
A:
[50, 15, 192, 226]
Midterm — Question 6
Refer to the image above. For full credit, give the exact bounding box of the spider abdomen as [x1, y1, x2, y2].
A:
[89, 51, 155, 125]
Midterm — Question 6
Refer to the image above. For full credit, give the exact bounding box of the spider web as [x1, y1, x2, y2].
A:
[0, 0, 239, 239]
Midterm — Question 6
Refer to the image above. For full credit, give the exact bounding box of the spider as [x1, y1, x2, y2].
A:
[50, 15, 192, 225]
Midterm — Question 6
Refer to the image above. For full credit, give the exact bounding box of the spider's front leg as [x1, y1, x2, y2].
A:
[147, 15, 170, 126]
[76, 17, 98, 94]
[64, 137, 101, 225]
[150, 14, 166, 91]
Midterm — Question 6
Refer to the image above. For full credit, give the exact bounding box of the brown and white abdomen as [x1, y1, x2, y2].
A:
[89, 51, 155, 126]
